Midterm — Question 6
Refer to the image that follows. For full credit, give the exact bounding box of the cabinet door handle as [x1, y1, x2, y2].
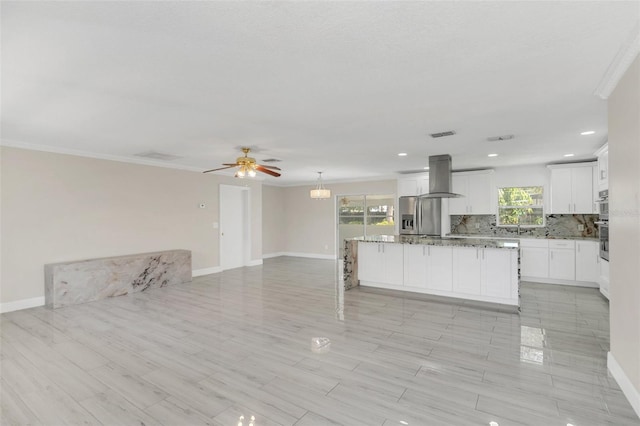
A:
[574, 203, 576, 212]
[568, 203, 571, 212]
[577, 245, 580, 253]
[476, 249, 479, 259]
[482, 249, 485, 260]
[428, 246, 431, 256]
[551, 251, 554, 260]
[469, 205, 473, 213]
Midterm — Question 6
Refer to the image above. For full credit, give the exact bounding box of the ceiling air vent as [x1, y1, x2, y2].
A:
[261, 158, 282, 163]
[487, 134, 515, 142]
[430, 130, 456, 138]
[134, 151, 182, 161]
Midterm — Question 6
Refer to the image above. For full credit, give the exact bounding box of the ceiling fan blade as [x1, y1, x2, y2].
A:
[203, 165, 236, 173]
[222, 163, 239, 166]
[258, 164, 281, 170]
[256, 165, 281, 177]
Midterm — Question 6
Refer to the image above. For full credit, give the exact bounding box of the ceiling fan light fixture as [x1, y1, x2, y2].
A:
[310, 172, 331, 199]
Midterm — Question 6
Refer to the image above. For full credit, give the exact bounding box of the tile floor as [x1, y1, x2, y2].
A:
[1, 256, 638, 425]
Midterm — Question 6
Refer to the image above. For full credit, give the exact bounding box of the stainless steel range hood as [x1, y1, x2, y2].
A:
[419, 154, 463, 198]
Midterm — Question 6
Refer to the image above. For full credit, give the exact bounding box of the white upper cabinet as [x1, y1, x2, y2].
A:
[549, 163, 596, 214]
[449, 170, 494, 215]
[397, 173, 429, 197]
[595, 143, 609, 191]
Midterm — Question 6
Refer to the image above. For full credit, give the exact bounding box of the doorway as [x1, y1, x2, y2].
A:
[219, 184, 250, 270]
[336, 194, 395, 259]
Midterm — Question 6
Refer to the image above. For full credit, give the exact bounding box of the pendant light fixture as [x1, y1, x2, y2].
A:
[310, 172, 331, 199]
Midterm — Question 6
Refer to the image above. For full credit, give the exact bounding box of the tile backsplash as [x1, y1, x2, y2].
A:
[450, 214, 599, 239]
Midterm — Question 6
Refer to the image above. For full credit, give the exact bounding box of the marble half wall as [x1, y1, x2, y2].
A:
[450, 214, 599, 239]
[343, 239, 359, 290]
[45, 250, 192, 308]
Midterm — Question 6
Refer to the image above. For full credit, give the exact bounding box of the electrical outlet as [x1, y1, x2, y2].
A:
[475, 223, 480, 229]
[578, 224, 584, 231]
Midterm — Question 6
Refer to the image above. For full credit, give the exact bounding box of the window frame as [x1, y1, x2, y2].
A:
[497, 186, 545, 227]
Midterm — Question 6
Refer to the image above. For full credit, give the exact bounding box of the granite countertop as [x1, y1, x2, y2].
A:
[352, 235, 519, 249]
[448, 233, 599, 241]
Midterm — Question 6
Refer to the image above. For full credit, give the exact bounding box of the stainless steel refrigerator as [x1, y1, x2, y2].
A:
[399, 196, 441, 236]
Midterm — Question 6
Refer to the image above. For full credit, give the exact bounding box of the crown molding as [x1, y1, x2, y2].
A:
[0, 139, 207, 174]
[594, 22, 640, 99]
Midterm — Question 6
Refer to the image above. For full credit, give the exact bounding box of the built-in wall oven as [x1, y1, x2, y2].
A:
[597, 190, 609, 260]
[598, 189, 609, 220]
[598, 223, 609, 261]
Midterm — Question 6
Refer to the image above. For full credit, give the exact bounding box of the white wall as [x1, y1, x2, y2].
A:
[262, 184, 286, 256]
[608, 55, 640, 415]
[0, 147, 263, 306]
[264, 179, 397, 258]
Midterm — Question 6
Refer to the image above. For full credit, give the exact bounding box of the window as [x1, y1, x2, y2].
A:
[498, 186, 544, 226]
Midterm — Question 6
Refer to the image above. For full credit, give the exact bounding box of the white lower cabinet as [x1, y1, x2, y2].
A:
[520, 238, 599, 287]
[358, 242, 403, 286]
[427, 246, 453, 292]
[403, 244, 428, 288]
[404, 245, 453, 292]
[360, 242, 518, 306]
[520, 239, 549, 280]
[575, 240, 599, 282]
[452, 247, 482, 296]
[549, 240, 576, 281]
[599, 258, 610, 300]
[453, 247, 516, 302]
[481, 249, 516, 300]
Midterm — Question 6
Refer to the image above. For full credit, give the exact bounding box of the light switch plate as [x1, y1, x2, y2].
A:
[578, 224, 584, 231]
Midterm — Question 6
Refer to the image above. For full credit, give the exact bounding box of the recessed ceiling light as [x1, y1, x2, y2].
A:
[564, 153, 575, 157]
[581, 131, 595, 135]
[488, 153, 498, 157]
[398, 153, 408, 157]
[423, 166, 429, 170]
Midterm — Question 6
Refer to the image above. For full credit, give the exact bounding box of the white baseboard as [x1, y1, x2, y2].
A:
[246, 259, 263, 267]
[521, 277, 599, 288]
[1, 296, 45, 313]
[608, 351, 640, 419]
[192, 267, 222, 277]
[263, 252, 286, 259]
[263, 252, 337, 260]
[280, 252, 337, 260]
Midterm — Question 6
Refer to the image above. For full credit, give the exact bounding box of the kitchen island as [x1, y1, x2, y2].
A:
[344, 235, 520, 307]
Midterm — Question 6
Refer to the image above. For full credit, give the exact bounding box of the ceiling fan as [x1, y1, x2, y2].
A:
[203, 147, 281, 178]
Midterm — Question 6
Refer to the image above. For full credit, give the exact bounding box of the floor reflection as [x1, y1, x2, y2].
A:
[520, 325, 546, 365]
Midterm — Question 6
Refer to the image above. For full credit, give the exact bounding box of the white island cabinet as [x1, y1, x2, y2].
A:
[358, 239, 519, 307]
[358, 242, 403, 286]
[403, 245, 453, 292]
[452, 247, 517, 303]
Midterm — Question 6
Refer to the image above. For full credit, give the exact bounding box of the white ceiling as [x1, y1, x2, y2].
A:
[2, 1, 639, 185]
